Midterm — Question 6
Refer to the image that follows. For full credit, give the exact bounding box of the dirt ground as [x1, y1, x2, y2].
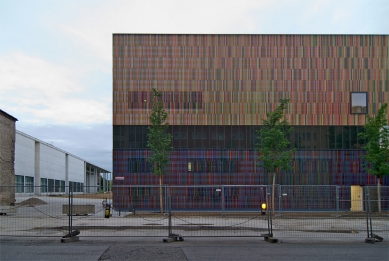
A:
[54, 192, 112, 199]
[17, 198, 48, 206]
[72, 192, 112, 199]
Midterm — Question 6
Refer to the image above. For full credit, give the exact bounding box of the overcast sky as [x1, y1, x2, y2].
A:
[0, 0, 388, 172]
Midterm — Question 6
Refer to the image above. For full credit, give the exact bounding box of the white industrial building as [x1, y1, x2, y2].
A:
[15, 130, 110, 195]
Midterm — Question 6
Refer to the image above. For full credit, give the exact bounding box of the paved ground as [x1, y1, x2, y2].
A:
[1, 195, 388, 260]
[1, 236, 388, 261]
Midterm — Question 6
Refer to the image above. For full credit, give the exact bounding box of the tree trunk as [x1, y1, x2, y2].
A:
[272, 173, 276, 216]
[377, 178, 381, 213]
[159, 176, 164, 214]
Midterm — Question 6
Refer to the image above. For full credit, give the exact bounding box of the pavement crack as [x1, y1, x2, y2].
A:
[98, 245, 112, 261]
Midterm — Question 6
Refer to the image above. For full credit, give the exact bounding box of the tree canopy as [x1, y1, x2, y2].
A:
[358, 103, 389, 180]
[256, 99, 294, 175]
[147, 88, 172, 176]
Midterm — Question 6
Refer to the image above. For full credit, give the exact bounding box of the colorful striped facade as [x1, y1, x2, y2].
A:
[113, 34, 389, 195]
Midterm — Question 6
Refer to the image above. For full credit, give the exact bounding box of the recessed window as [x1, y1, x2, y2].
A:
[192, 132, 199, 139]
[25, 176, 34, 193]
[15, 175, 24, 193]
[350, 92, 367, 114]
[41, 178, 47, 193]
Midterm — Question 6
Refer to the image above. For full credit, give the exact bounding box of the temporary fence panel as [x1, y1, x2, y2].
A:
[1, 185, 387, 240]
[168, 185, 271, 238]
[273, 185, 389, 239]
[1, 186, 70, 237]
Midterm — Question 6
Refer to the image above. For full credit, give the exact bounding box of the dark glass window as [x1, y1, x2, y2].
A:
[180, 126, 188, 148]
[187, 126, 195, 148]
[350, 92, 367, 114]
[202, 126, 209, 148]
[231, 126, 246, 149]
[193, 126, 204, 148]
[113, 125, 367, 151]
[48, 179, 54, 193]
[250, 126, 260, 149]
[140, 126, 148, 148]
[171, 126, 180, 148]
[311, 126, 323, 149]
[342, 126, 351, 149]
[113, 126, 121, 149]
[128, 126, 136, 148]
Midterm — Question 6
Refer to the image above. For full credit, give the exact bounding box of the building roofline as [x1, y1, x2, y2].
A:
[0, 109, 18, 122]
[112, 33, 389, 36]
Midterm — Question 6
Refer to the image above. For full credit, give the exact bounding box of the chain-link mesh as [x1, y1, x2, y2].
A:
[1, 185, 387, 239]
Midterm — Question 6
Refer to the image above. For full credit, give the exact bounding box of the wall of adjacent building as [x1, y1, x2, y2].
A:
[68, 155, 85, 184]
[0, 112, 16, 205]
[14, 131, 106, 195]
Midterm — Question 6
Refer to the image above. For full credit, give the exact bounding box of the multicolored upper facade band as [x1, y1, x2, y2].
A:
[113, 34, 389, 127]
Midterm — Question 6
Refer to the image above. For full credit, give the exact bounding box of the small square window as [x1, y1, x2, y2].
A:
[350, 92, 367, 114]
[192, 132, 199, 139]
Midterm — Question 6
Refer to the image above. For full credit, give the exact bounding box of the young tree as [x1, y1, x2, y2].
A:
[358, 103, 389, 213]
[256, 99, 294, 215]
[147, 88, 172, 213]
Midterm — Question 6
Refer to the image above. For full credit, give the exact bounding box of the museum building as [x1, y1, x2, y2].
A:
[112, 34, 388, 208]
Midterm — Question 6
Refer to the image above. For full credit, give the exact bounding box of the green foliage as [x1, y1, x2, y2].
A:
[358, 103, 389, 179]
[147, 88, 172, 176]
[100, 176, 111, 191]
[256, 99, 294, 174]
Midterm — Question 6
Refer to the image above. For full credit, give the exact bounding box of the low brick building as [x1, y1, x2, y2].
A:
[0, 109, 18, 206]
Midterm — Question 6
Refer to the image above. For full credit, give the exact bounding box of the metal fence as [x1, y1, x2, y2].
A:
[0, 185, 387, 242]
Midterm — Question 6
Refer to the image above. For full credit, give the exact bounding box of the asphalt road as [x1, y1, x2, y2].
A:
[1, 236, 388, 261]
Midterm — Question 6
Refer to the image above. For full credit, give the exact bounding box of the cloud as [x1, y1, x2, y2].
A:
[58, 0, 389, 66]
[60, 0, 268, 63]
[0, 52, 110, 125]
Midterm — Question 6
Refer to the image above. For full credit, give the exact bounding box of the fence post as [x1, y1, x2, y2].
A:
[221, 185, 225, 216]
[61, 186, 79, 242]
[266, 185, 273, 236]
[164, 184, 167, 214]
[262, 185, 278, 243]
[68, 186, 72, 236]
[269, 186, 273, 235]
[365, 187, 372, 240]
[336, 186, 340, 217]
[278, 185, 282, 216]
[163, 186, 184, 242]
[364, 186, 384, 244]
[168, 186, 172, 237]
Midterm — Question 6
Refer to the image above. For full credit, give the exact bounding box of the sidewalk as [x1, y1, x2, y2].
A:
[1, 236, 388, 261]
